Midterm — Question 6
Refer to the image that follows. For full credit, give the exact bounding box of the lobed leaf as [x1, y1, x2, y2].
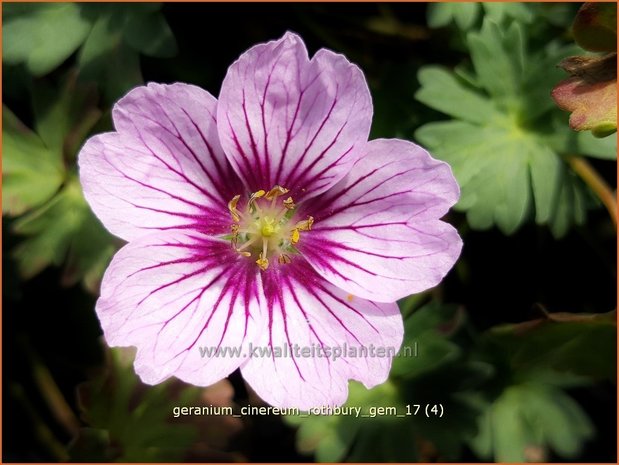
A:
[3, 3, 93, 76]
[2, 106, 65, 216]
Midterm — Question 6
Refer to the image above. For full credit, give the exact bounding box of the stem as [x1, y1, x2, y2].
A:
[20, 338, 80, 437]
[567, 156, 617, 227]
[10, 384, 70, 461]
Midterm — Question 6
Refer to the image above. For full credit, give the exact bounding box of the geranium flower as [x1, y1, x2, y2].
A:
[79, 32, 462, 409]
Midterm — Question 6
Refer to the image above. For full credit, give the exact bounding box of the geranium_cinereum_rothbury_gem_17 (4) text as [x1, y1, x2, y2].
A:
[78, 32, 462, 409]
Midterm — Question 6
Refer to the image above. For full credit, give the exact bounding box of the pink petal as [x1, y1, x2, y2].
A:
[217, 32, 372, 201]
[79, 83, 244, 242]
[299, 138, 462, 303]
[241, 258, 402, 409]
[97, 230, 264, 386]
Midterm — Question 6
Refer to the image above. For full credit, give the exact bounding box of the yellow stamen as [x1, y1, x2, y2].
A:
[283, 197, 295, 210]
[291, 229, 300, 244]
[256, 253, 269, 271]
[278, 254, 291, 264]
[248, 190, 266, 211]
[265, 185, 289, 200]
[228, 195, 241, 222]
[295, 216, 314, 231]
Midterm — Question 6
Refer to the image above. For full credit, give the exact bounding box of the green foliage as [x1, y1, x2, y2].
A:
[3, 3, 93, 76]
[3, 76, 115, 290]
[415, 18, 617, 236]
[72, 348, 199, 462]
[427, 2, 571, 31]
[3, 3, 177, 101]
[485, 311, 617, 382]
[286, 303, 491, 462]
[12, 176, 115, 290]
[2, 106, 64, 216]
[470, 383, 594, 462]
[287, 301, 607, 462]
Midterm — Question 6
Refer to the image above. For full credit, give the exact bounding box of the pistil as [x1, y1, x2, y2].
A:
[227, 185, 314, 270]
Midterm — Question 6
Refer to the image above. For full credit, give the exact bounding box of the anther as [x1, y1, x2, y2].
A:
[283, 197, 295, 210]
[265, 185, 289, 200]
[228, 195, 241, 222]
[256, 253, 269, 271]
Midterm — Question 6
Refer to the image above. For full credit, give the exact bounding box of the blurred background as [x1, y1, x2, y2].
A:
[2, 2, 617, 462]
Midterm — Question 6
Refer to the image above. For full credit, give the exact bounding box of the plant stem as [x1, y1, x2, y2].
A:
[567, 156, 617, 227]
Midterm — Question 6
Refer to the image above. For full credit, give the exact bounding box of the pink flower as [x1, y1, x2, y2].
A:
[78, 33, 462, 409]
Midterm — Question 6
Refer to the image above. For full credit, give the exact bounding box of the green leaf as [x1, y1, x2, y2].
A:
[31, 73, 102, 161]
[124, 12, 178, 58]
[76, 348, 199, 462]
[415, 66, 500, 124]
[2, 106, 65, 216]
[574, 131, 618, 159]
[470, 384, 594, 461]
[485, 311, 617, 382]
[77, 11, 144, 102]
[467, 20, 524, 107]
[391, 302, 463, 379]
[3, 3, 93, 76]
[415, 18, 608, 236]
[427, 3, 481, 30]
[12, 177, 115, 288]
[482, 3, 535, 24]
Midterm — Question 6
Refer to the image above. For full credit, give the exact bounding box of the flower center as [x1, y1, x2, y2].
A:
[227, 186, 313, 271]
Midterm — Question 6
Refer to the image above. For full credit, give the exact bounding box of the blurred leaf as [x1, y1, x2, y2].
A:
[77, 9, 144, 102]
[427, 3, 536, 31]
[416, 18, 614, 236]
[427, 3, 480, 30]
[12, 177, 115, 289]
[391, 303, 463, 379]
[2, 106, 64, 216]
[470, 383, 594, 462]
[124, 11, 178, 58]
[3, 3, 93, 76]
[485, 310, 617, 382]
[67, 428, 113, 462]
[573, 2, 617, 53]
[481, 3, 534, 25]
[552, 54, 617, 137]
[32, 73, 102, 160]
[76, 347, 199, 462]
[288, 303, 489, 462]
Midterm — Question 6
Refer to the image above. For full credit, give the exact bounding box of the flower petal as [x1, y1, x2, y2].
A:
[241, 258, 402, 409]
[217, 32, 372, 200]
[299, 138, 462, 303]
[79, 83, 244, 242]
[97, 230, 264, 386]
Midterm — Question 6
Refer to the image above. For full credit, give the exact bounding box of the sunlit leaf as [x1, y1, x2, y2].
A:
[2, 106, 64, 216]
[427, 3, 480, 30]
[3, 3, 93, 76]
[12, 177, 115, 289]
[415, 18, 615, 236]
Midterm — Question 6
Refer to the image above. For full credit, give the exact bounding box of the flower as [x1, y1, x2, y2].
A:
[78, 32, 462, 409]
